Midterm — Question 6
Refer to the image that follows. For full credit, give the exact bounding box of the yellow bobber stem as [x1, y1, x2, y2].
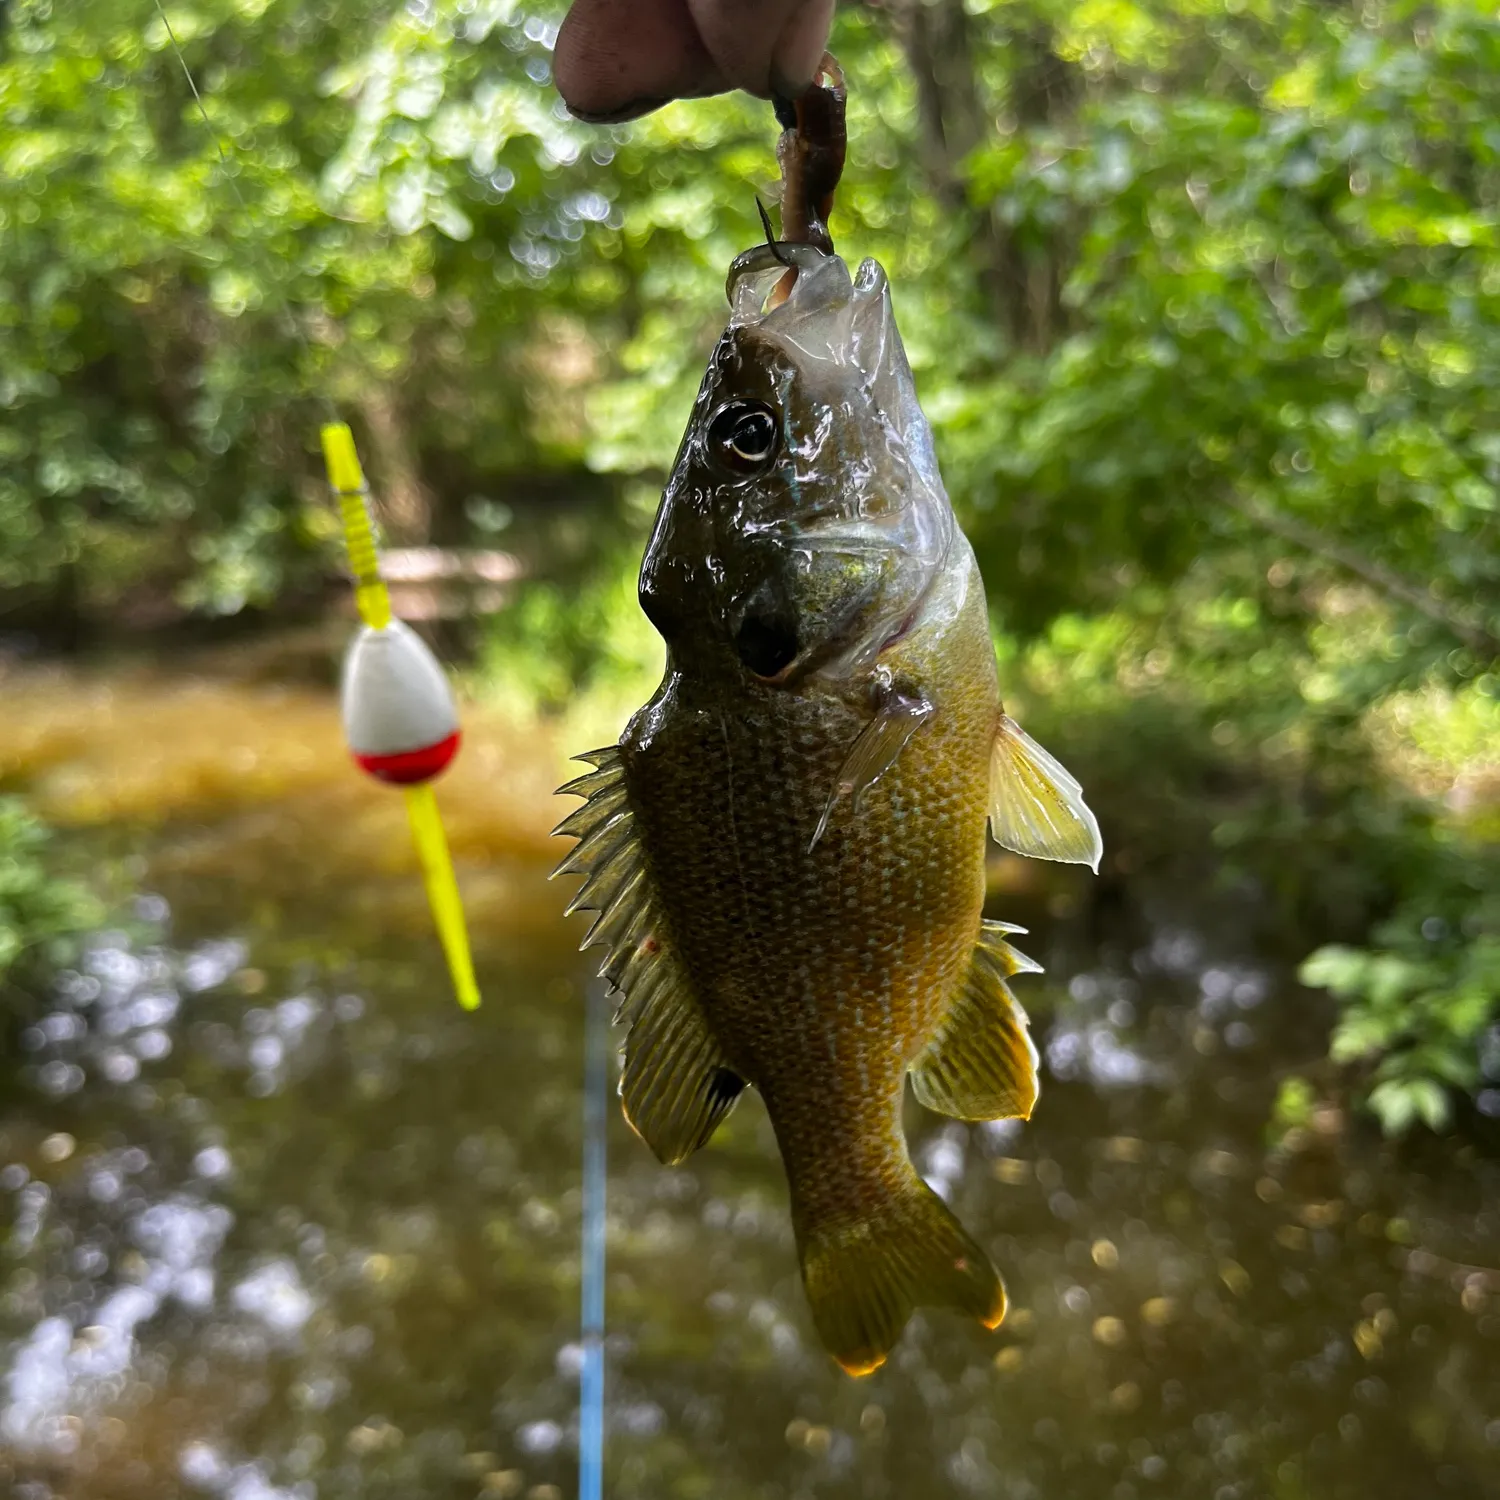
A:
[404, 782, 481, 1011]
[321, 421, 392, 631]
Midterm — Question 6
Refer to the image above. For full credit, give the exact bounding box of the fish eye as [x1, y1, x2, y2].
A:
[707, 400, 780, 477]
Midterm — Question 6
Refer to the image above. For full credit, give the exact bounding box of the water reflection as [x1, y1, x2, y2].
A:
[2, 682, 1499, 1499]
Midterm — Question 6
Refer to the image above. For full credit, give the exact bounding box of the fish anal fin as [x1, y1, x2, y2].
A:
[811, 676, 933, 850]
[556, 745, 738, 1166]
[800, 1181, 1006, 1376]
[910, 919, 1041, 1121]
[620, 988, 744, 1166]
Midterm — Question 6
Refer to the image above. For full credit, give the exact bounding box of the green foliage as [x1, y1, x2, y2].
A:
[1301, 872, 1500, 1134]
[0, 797, 101, 978]
[918, 0, 1500, 1132]
[1269, 1075, 1316, 1140]
[0, 0, 620, 617]
[950, 0, 1500, 649]
[472, 539, 662, 719]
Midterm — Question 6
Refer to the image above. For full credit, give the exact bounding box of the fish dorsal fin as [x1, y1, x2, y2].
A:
[553, 748, 744, 1165]
[988, 715, 1103, 871]
[910, 920, 1041, 1121]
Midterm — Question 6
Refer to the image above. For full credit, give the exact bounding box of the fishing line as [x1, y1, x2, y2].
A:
[150, 0, 338, 426]
[579, 978, 610, 1500]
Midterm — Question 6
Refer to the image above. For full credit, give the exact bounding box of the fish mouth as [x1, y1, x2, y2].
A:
[724, 242, 828, 315]
[704, 243, 955, 687]
[724, 242, 877, 343]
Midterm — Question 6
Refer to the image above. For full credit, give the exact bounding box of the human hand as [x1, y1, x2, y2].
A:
[554, 0, 836, 123]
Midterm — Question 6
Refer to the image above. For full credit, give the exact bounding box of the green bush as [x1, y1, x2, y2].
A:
[1301, 876, 1500, 1134]
[0, 797, 101, 980]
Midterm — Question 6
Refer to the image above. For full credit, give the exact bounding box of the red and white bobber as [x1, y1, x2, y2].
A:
[322, 419, 478, 1009]
[341, 619, 461, 785]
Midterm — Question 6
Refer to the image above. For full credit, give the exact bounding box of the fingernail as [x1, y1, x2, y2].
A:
[566, 96, 668, 124]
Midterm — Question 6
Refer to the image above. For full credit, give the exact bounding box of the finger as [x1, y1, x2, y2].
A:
[769, 0, 836, 101]
[686, 0, 823, 98]
[555, 0, 728, 122]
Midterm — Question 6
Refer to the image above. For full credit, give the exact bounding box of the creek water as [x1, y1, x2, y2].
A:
[1, 652, 1496, 1500]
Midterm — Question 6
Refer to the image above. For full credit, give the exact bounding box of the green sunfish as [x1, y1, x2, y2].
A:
[555, 242, 1101, 1375]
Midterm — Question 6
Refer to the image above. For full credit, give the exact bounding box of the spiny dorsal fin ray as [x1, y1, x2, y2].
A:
[910, 919, 1041, 1121]
[552, 812, 632, 878]
[601, 903, 653, 991]
[557, 763, 623, 798]
[567, 846, 643, 920]
[552, 781, 630, 839]
[577, 864, 645, 944]
[988, 715, 1102, 872]
[553, 745, 741, 1164]
[574, 746, 620, 769]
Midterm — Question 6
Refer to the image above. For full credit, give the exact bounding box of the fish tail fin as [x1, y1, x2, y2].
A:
[798, 1179, 1006, 1376]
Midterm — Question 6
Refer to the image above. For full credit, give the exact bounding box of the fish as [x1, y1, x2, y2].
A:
[554, 238, 1101, 1376]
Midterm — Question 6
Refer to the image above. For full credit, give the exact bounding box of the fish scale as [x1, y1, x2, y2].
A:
[554, 243, 1101, 1375]
[621, 548, 1004, 1364]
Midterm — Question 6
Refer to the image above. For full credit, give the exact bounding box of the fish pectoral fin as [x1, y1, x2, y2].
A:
[801, 1180, 1006, 1377]
[621, 981, 745, 1167]
[988, 714, 1103, 871]
[811, 680, 934, 850]
[554, 745, 741, 1166]
[910, 920, 1041, 1121]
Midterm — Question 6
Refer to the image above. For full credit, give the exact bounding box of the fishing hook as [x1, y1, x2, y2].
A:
[755, 197, 793, 268]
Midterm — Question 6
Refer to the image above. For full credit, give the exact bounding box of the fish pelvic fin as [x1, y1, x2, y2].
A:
[554, 746, 744, 1166]
[988, 714, 1102, 872]
[800, 1180, 1006, 1376]
[910, 919, 1041, 1121]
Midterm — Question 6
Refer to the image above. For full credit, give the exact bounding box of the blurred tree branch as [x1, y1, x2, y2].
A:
[1227, 494, 1499, 659]
[880, 0, 1074, 350]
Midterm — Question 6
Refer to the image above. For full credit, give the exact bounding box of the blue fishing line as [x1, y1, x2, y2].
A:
[579, 979, 609, 1500]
